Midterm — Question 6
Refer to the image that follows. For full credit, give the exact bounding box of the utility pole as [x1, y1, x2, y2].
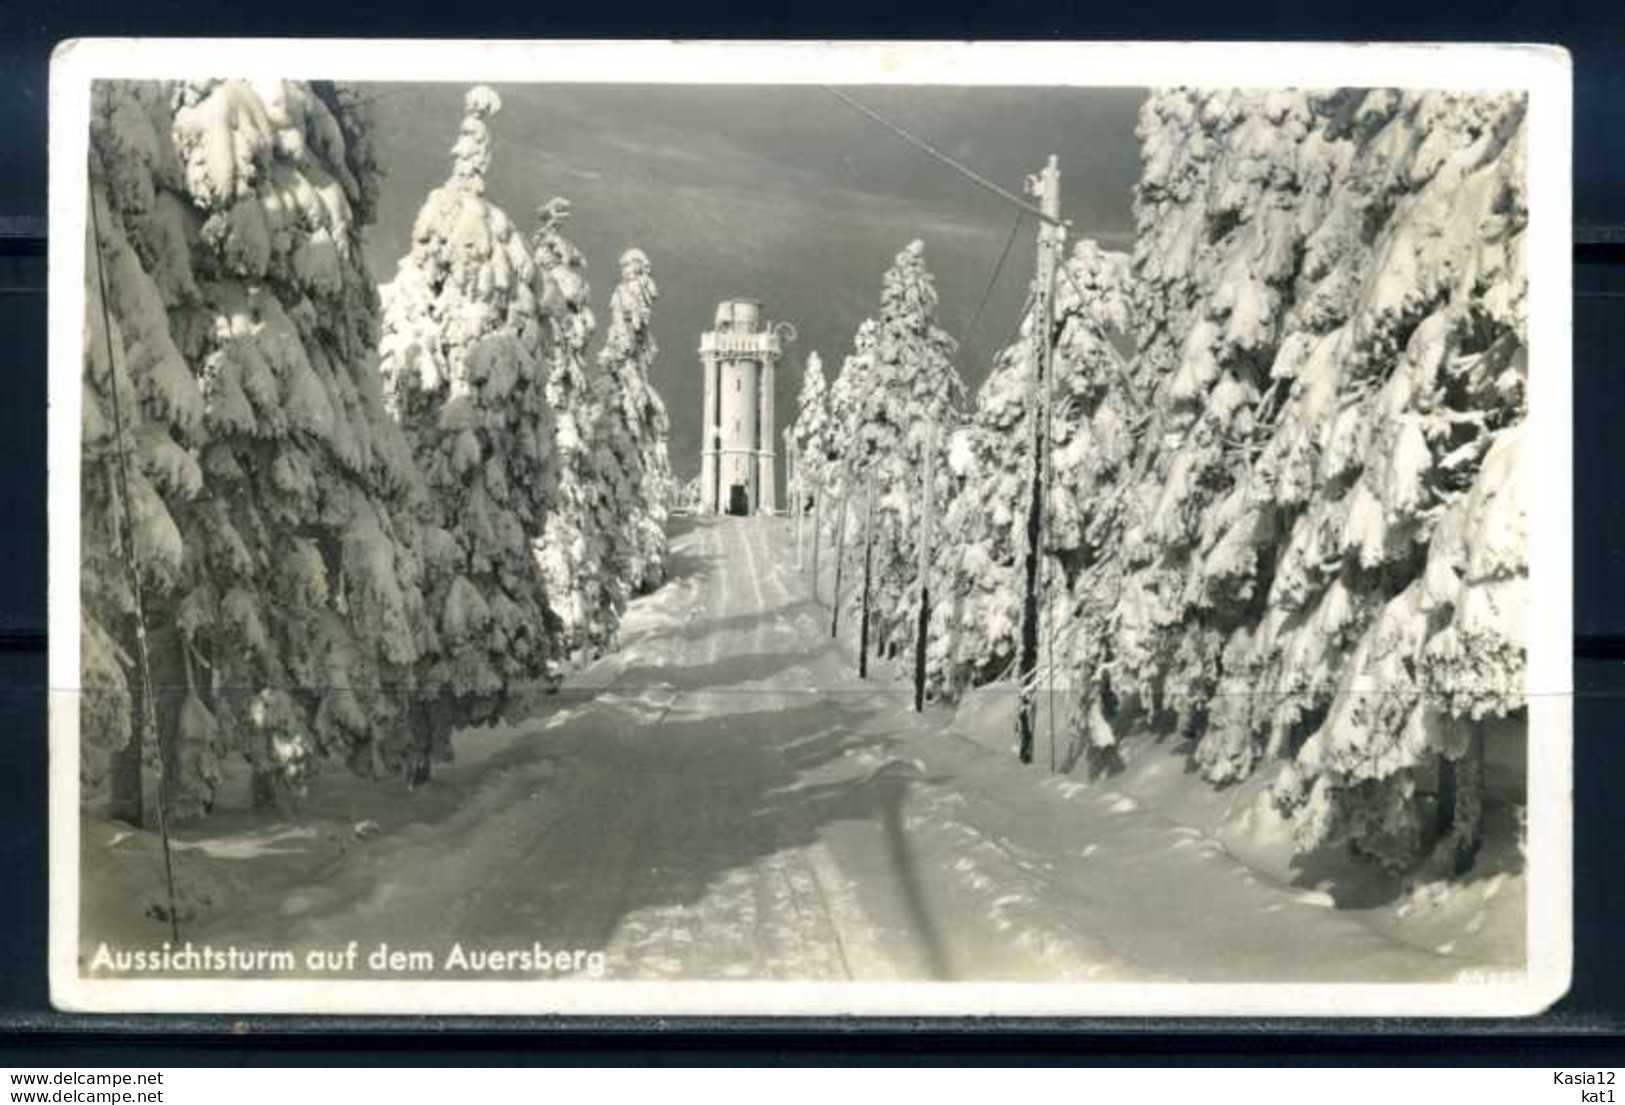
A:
[787, 431, 803, 568]
[88, 188, 182, 941]
[913, 418, 937, 712]
[1016, 155, 1062, 766]
[858, 476, 878, 679]
[810, 485, 823, 586]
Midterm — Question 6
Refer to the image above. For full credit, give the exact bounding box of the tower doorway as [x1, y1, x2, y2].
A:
[727, 484, 750, 516]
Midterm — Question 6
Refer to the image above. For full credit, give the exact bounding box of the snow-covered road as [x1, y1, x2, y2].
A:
[88, 515, 1515, 984]
[230, 516, 930, 980]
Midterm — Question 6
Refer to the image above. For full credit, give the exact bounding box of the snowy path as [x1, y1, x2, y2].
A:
[224, 517, 912, 980]
[113, 516, 1490, 983]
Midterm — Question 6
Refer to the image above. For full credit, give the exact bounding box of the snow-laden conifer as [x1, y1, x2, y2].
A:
[530, 197, 624, 654]
[85, 79, 430, 815]
[597, 247, 671, 593]
[379, 85, 558, 780]
[816, 320, 878, 604]
[81, 181, 195, 819]
[823, 322, 877, 504]
[930, 240, 1134, 707]
[789, 351, 832, 510]
[1067, 90, 1528, 871]
[833, 242, 965, 657]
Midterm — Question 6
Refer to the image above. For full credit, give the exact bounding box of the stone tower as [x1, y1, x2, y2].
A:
[698, 299, 792, 516]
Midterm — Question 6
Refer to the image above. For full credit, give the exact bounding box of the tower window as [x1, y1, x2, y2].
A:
[735, 377, 741, 392]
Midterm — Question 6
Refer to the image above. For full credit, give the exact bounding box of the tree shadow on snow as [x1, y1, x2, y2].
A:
[666, 601, 825, 645]
[657, 541, 716, 587]
[1288, 796, 1528, 910]
[751, 750, 961, 981]
[428, 695, 964, 982]
[610, 650, 822, 692]
[665, 514, 702, 541]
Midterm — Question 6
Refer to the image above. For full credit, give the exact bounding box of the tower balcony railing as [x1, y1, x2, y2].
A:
[699, 330, 783, 358]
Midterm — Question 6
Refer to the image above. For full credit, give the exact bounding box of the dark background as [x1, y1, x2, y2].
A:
[3, 0, 1622, 1065]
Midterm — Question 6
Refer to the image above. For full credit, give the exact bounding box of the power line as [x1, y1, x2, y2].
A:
[820, 86, 1039, 362]
[820, 87, 1111, 394]
[819, 86, 1067, 230]
[1055, 258, 1147, 416]
[992, 288, 1038, 368]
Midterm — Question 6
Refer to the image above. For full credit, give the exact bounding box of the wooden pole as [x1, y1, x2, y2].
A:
[788, 433, 803, 568]
[858, 476, 877, 679]
[810, 488, 823, 586]
[795, 446, 806, 569]
[88, 186, 182, 940]
[913, 419, 937, 712]
[830, 487, 849, 637]
[109, 625, 145, 827]
[1016, 155, 1061, 766]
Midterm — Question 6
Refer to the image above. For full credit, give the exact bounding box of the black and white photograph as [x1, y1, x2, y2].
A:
[48, 40, 1572, 1016]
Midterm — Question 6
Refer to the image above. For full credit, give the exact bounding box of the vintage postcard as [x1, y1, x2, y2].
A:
[49, 39, 1572, 1016]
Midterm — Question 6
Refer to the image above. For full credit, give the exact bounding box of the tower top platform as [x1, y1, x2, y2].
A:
[711, 298, 764, 332]
[699, 329, 784, 358]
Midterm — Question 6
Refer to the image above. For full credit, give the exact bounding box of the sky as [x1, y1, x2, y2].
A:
[365, 83, 1145, 489]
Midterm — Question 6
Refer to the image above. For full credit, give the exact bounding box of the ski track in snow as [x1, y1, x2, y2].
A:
[152, 517, 1479, 984]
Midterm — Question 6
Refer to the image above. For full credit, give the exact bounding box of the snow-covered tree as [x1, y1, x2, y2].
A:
[530, 196, 623, 654]
[789, 351, 832, 510]
[1265, 91, 1529, 873]
[378, 85, 557, 780]
[830, 242, 965, 657]
[85, 79, 431, 816]
[1065, 89, 1528, 871]
[81, 190, 194, 824]
[677, 473, 703, 514]
[814, 320, 878, 604]
[597, 246, 671, 594]
[930, 240, 1135, 707]
[823, 322, 876, 506]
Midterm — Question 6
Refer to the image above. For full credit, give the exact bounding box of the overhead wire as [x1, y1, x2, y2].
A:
[822, 88, 1083, 768]
[819, 86, 1068, 230]
[961, 208, 1027, 356]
